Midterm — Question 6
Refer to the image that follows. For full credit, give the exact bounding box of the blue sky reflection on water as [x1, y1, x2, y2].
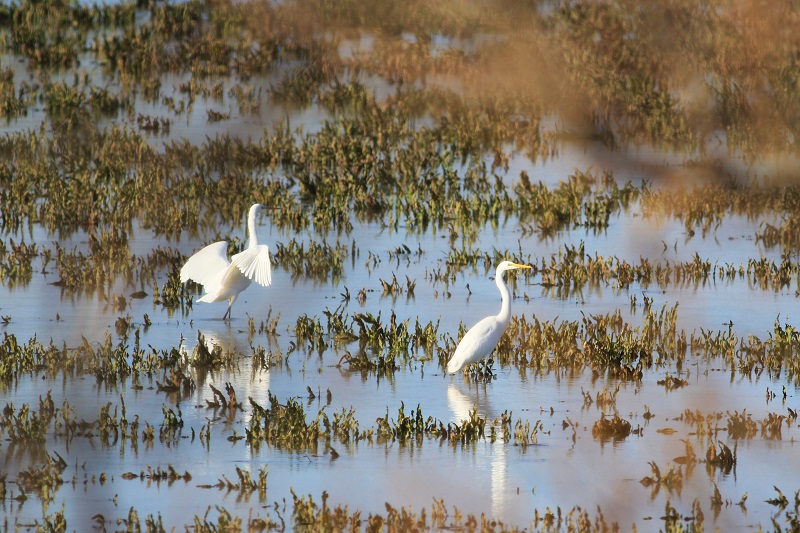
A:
[6, 349, 794, 530]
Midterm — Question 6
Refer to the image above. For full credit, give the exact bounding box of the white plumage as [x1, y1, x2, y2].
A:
[180, 203, 272, 320]
[446, 261, 531, 374]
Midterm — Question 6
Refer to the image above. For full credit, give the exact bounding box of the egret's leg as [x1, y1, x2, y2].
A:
[223, 295, 238, 321]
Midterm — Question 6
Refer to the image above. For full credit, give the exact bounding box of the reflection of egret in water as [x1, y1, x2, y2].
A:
[490, 433, 508, 518]
[447, 383, 480, 423]
[182, 328, 272, 411]
[196, 328, 242, 354]
[446, 384, 507, 518]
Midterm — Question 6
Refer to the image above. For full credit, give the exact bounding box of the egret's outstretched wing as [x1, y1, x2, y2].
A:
[231, 244, 272, 287]
[180, 241, 230, 286]
[196, 267, 231, 302]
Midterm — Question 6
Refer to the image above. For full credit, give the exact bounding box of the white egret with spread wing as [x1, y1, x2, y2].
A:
[180, 203, 272, 320]
[446, 261, 531, 373]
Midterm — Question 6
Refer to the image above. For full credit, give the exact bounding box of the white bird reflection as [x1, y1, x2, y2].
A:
[446, 383, 476, 423]
[446, 384, 507, 518]
[197, 328, 240, 354]
[181, 328, 272, 410]
[179, 327, 245, 365]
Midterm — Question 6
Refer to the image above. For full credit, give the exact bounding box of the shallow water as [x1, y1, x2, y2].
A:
[4, 341, 797, 529]
[3, 15, 800, 530]
[3, 165, 800, 529]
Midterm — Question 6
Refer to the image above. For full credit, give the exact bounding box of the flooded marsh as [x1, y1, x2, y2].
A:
[2, 0, 800, 531]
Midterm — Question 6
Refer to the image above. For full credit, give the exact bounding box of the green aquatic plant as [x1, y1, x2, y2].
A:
[161, 405, 183, 431]
[245, 393, 517, 451]
[0, 393, 55, 444]
[659, 498, 706, 533]
[0, 238, 37, 286]
[293, 314, 327, 354]
[290, 489, 358, 531]
[156, 366, 195, 396]
[593, 384, 621, 411]
[16, 451, 67, 505]
[582, 311, 649, 374]
[121, 464, 192, 486]
[246, 392, 323, 451]
[704, 439, 736, 477]
[515, 171, 638, 235]
[205, 383, 242, 413]
[0, 66, 36, 118]
[190, 331, 232, 369]
[512, 418, 542, 447]
[337, 349, 399, 376]
[198, 465, 268, 504]
[639, 461, 684, 497]
[0, 333, 31, 384]
[274, 238, 349, 283]
[299, 307, 429, 370]
[592, 413, 632, 443]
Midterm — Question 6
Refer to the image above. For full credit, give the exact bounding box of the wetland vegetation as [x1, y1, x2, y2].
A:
[2, 0, 800, 530]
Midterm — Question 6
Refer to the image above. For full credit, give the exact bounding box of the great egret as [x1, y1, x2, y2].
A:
[446, 261, 531, 373]
[180, 203, 272, 320]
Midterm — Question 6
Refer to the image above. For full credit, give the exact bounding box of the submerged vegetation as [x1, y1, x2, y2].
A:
[1, 0, 800, 530]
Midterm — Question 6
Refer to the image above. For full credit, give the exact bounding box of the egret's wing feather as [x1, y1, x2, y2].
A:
[447, 316, 503, 373]
[180, 241, 230, 286]
[195, 265, 233, 302]
[231, 244, 272, 287]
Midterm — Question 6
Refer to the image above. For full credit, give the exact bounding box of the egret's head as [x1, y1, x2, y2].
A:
[497, 260, 531, 273]
[249, 203, 277, 222]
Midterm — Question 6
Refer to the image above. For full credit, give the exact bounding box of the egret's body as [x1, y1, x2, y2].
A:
[180, 203, 272, 320]
[446, 261, 531, 373]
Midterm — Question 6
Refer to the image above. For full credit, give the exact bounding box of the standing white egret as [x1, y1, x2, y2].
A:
[180, 203, 272, 320]
[446, 261, 531, 373]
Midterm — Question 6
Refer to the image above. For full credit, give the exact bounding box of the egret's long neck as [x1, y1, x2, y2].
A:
[247, 208, 259, 247]
[496, 270, 512, 325]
